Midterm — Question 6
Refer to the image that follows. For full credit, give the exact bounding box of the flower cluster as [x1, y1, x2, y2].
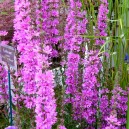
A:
[105, 110, 121, 129]
[81, 50, 101, 124]
[42, 0, 60, 58]
[0, 30, 8, 36]
[64, 0, 88, 120]
[13, 0, 37, 108]
[0, 64, 8, 104]
[96, 0, 108, 45]
[110, 86, 128, 128]
[100, 86, 128, 129]
[11, 0, 129, 128]
[65, 53, 80, 95]
[35, 71, 57, 129]
[99, 88, 110, 128]
[13, 1, 57, 128]
[64, 0, 87, 52]
[59, 125, 67, 129]
[34, 1, 57, 128]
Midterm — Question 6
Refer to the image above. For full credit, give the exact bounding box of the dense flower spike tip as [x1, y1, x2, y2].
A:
[96, 0, 108, 45]
[64, 0, 87, 52]
[42, 0, 60, 58]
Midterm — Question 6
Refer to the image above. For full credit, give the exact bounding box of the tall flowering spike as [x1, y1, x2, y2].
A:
[34, 1, 57, 128]
[96, 0, 108, 45]
[64, 0, 87, 52]
[13, 0, 37, 109]
[81, 50, 101, 124]
[64, 0, 87, 87]
[42, 0, 60, 58]
[0, 64, 8, 104]
[64, 0, 88, 120]
[65, 53, 80, 95]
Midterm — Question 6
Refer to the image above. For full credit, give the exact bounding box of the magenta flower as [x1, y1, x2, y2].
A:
[96, 0, 108, 45]
[13, 1, 57, 129]
[42, 0, 60, 58]
[13, 0, 37, 97]
[105, 111, 121, 129]
[5, 126, 18, 129]
[1, 40, 9, 45]
[0, 64, 8, 104]
[59, 125, 67, 129]
[0, 30, 8, 36]
[64, 0, 87, 52]
[81, 50, 101, 124]
[110, 86, 128, 128]
[64, 0, 88, 121]
[34, 1, 57, 128]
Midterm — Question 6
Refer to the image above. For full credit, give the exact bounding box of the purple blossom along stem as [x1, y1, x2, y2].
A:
[13, 0, 37, 108]
[42, 0, 60, 58]
[0, 64, 8, 104]
[34, 1, 57, 128]
[64, 0, 88, 121]
[96, 0, 108, 45]
[81, 50, 101, 125]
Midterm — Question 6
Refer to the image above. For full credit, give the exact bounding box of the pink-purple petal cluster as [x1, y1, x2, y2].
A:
[13, 0, 37, 95]
[64, 0, 88, 121]
[42, 0, 60, 58]
[0, 64, 8, 104]
[13, 0, 57, 128]
[34, 1, 57, 128]
[0, 30, 8, 36]
[81, 50, 101, 124]
[96, 0, 108, 45]
[35, 71, 57, 129]
[110, 86, 128, 128]
[64, 0, 87, 52]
